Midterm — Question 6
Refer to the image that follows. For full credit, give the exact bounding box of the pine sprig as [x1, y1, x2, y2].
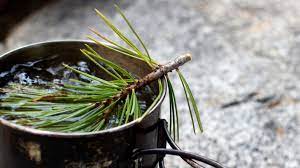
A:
[0, 6, 203, 139]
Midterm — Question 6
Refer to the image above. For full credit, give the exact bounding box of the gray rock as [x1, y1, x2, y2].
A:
[4, 0, 300, 167]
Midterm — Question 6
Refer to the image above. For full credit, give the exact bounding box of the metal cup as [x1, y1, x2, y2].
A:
[0, 41, 167, 168]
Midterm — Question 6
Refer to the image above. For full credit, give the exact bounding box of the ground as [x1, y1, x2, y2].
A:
[1, 0, 300, 167]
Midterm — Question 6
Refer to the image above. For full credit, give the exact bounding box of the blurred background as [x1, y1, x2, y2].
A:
[1, 0, 300, 167]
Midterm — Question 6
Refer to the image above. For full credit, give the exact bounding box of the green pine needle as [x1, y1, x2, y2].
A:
[177, 70, 203, 133]
[114, 5, 152, 61]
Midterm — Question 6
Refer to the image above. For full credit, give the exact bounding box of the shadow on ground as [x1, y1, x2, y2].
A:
[0, 0, 56, 41]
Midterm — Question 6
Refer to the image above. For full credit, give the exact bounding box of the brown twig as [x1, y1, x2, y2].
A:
[103, 53, 192, 118]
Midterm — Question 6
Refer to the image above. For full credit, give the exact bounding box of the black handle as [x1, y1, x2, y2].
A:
[132, 119, 226, 168]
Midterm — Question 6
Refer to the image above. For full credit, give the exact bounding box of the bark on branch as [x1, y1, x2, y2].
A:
[103, 53, 192, 118]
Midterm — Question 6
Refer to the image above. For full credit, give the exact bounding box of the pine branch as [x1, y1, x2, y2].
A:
[0, 5, 203, 137]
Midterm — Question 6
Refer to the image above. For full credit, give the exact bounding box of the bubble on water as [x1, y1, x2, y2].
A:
[77, 61, 90, 72]
[106, 115, 118, 129]
[13, 72, 48, 85]
[46, 65, 64, 75]
[15, 72, 33, 85]
[0, 72, 9, 78]
[138, 100, 147, 112]
[53, 79, 61, 84]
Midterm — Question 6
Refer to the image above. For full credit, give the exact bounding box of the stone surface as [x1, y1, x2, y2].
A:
[2, 0, 300, 167]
